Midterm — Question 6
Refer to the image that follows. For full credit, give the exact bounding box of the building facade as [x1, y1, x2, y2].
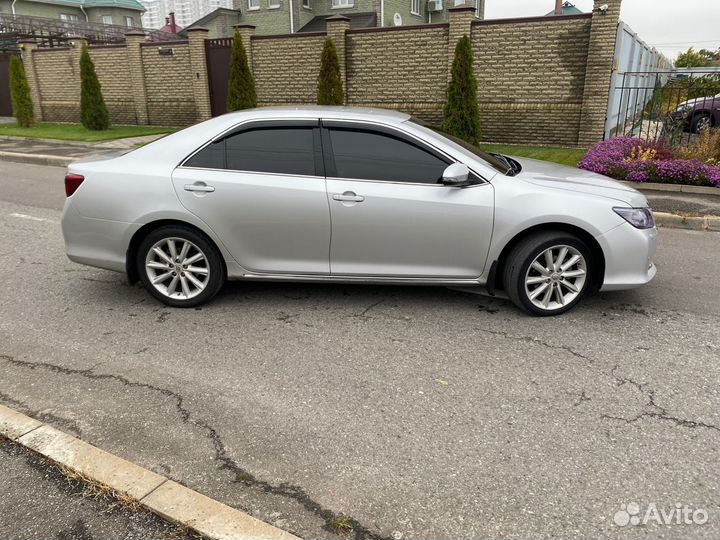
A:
[0, 0, 145, 26]
[180, 0, 484, 36]
[140, 0, 231, 27]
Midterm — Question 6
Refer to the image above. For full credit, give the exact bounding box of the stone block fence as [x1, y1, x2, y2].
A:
[18, 0, 622, 147]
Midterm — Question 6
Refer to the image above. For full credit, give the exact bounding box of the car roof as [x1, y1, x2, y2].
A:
[217, 105, 411, 124]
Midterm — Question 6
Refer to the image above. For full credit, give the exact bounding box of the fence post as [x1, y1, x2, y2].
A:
[447, 6, 476, 74]
[233, 24, 256, 75]
[325, 14, 350, 102]
[18, 40, 43, 123]
[578, 0, 623, 147]
[187, 27, 212, 122]
[124, 30, 149, 125]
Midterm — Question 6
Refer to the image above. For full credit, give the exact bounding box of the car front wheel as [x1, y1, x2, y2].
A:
[137, 225, 225, 308]
[503, 232, 592, 316]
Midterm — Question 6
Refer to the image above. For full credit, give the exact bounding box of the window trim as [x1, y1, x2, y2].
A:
[60, 13, 80, 21]
[101, 14, 113, 24]
[320, 119, 487, 186]
[331, 0, 352, 8]
[302, 0, 311, 8]
[410, 0, 420, 16]
[268, 0, 281, 8]
[321, 121, 457, 186]
[247, 0, 260, 9]
[180, 120, 324, 177]
[124, 15, 135, 26]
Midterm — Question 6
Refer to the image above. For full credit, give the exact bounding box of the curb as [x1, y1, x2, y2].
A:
[0, 403, 299, 540]
[0, 151, 73, 167]
[619, 181, 720, 197]
[654, 212, 720, 232]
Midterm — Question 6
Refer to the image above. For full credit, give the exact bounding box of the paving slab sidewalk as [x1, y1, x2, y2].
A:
[0, 134, 165, 166]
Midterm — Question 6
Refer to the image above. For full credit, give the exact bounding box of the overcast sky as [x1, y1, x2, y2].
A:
[484, 0, 720, 62]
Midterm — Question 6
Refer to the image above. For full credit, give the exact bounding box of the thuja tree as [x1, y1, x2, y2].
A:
[9, 56, 34, 127]
[317, 37, 343, 105]
[227, 30, 257, 111]
[442, 35, 481, 145]
[80, 44, 110, 130]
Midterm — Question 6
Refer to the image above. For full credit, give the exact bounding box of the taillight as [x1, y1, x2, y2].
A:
[65, 173, 84, 197]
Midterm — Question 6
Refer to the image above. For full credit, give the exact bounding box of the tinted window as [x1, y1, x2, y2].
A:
[226, 127, 315, 175]
[184, 127, 316, 175]
[328, 128, 448, 184]
[185, 140, 224, 169]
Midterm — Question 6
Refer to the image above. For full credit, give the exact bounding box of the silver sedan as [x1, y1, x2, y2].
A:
[61, 107, 658, 316]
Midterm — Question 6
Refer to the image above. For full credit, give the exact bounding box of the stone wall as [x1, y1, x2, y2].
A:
[21, 1, 622, 146]
[251, 33, 326, 105]
[22, 35, 201, 126]
[472, 15, 592, 145]
[346, 25, 449, 125]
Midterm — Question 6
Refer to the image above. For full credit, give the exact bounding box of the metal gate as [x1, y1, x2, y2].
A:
[205, 38, 233, 117]
[607, 69, 720, 147]
[0, 52, 16, 117]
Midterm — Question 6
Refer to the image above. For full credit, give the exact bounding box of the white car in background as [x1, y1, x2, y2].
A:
[61, 107, 657, 316]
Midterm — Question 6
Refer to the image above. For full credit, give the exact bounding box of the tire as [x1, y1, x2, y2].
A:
[690, 113, 712, 134]
[136, 225, 225, 308]
[503, 231, 593, 316]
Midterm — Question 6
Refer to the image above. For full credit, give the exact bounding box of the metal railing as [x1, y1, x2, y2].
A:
[609, 70, 720, 147]
[0, 13, 179, 46]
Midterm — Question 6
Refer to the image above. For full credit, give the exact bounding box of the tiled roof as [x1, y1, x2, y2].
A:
[544, 1, 584, 16]
[298, 11, 376, 33]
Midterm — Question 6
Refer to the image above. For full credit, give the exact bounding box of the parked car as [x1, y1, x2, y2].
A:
[670, 92, 720, 133]
[61, 107, 657, 316]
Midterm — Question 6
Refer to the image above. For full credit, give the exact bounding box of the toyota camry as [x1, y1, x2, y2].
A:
[61, 107, 658, 316]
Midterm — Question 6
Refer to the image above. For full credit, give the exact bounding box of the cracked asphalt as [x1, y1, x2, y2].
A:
[1, 160, 719, 539]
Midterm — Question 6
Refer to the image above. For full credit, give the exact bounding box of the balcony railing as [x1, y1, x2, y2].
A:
[0, 13, 179, 47]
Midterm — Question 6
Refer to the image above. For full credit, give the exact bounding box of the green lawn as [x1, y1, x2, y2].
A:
[479, 144, 587, 168]
[0, 123, 176, 142]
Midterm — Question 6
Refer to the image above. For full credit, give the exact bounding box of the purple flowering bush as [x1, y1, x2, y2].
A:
[579, 137, 720, 188]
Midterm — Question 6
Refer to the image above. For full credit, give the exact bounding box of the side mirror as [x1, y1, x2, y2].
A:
[442, 163, 470, 186]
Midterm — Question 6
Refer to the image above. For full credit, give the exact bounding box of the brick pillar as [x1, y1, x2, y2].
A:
[233, 24, 256, 75]
[325, 14, 350, 102]
[18, 40, 43, 122]
[578, 0, 622, 147]
[187, 27, 212, 122]
[447, 7, 476, 74]
[125, 31, 149, 125]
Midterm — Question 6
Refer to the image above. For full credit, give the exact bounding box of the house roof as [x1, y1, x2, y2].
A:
[298, 11, 376, 33]
[179, 8, 240, 36]
[24, 0, 146, 11]
[544, 1, 584, 16]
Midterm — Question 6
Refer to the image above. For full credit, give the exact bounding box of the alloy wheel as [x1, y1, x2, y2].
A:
[144, 237, 210, 300]
[524, 245, 587, 311]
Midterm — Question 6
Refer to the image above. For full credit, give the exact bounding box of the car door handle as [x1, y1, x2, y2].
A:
[332, 192, 364, 203]
[184, 182, 215, 193]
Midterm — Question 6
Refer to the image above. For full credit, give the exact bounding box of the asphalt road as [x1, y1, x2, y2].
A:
[0, 438, 191, 539]
[1, 160, 719, 539]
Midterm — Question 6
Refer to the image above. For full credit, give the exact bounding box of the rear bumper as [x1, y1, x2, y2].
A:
[61, 202, 139, 273]
[597, 222, 658, 291]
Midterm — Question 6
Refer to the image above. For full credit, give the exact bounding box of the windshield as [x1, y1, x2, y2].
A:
[408, 118, 514, 175]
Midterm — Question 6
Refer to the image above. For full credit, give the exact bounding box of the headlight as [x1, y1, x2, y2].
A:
[674, 103, 693, 113]
[613, 207, 655, 229]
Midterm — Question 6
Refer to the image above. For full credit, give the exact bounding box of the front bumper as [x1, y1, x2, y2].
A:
[597, 222, 658, 292]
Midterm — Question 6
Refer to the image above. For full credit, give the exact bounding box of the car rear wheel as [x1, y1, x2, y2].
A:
[137, 225, 225, 308]
[503, 232, 592, 316]
[691, 113, 712, 134]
